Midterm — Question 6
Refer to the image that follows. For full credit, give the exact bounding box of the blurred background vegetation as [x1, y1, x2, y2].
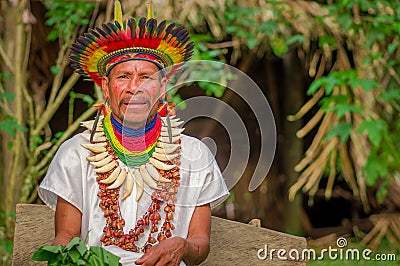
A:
[1, 0, 400, 264]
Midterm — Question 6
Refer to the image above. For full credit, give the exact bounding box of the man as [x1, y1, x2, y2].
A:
[39, 2, 229, 265]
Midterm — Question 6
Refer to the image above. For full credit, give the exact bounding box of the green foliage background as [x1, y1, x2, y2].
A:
[0, 0, 399, 264]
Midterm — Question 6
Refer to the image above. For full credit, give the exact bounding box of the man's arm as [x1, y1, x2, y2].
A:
[52, 196, 82, 246]
[135, 204, 211, 266]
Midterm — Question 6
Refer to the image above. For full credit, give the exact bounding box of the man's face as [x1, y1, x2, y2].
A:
[101, 60, 165, 128]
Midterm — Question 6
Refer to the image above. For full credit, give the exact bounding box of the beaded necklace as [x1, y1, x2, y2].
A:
[80, 106, 183, 253]
[103, 113, 161, 167]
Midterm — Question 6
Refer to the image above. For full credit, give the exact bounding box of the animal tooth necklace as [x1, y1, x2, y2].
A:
[80, 104, 184, 252]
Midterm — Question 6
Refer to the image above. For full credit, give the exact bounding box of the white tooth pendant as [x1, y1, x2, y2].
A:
[133, 168, 144, 201]
[152, 151, 179, 162]
[122, 171, 134, 200]
[81, 142, 107, 153]
[94, 160, 117, 173]
[169, 120, 184, 127]
[90, 155, 113, 167]
[81, 120, 103, 132]
[139, 165, 158, 189]
[154, 146, 179, 154]
[146, 163, 170, 182]
[161, 115, 176, 121]
[100, 166, 121, 184]
[161, 117, 184, 127]
[157, 142, 180, 150]
[80, 133, 106, 142]
[159, 136, 180, 143]
[149, 158, 176, 171]
[108, 168, 127, 189]
[86, 151, 108, 162]
[160, 127, 185, 134]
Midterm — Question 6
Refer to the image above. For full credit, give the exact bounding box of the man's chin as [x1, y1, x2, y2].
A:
[122, 114, 153, 128]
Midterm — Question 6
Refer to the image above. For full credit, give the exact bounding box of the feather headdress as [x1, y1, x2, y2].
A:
[69, 1, 193, 86]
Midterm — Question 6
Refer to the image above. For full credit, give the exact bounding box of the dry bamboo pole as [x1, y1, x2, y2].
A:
[5, 1, 29, 235]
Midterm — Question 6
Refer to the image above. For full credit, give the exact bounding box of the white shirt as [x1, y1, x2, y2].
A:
[39, 133, 229, 265]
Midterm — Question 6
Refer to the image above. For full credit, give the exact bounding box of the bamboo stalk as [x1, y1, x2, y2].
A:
[339, 142, 359, 196]
[20, 106, 96, 203]
[303, 138, 338, 191]
[324, 148, 337, 199]
[295, 109, 324, 138]
[30, 106, 96, 182]
[32, 73, 80, 136]
[0, 43, 14, 73]
[48, 45, 69, 104]
[288, 90, 324, 122]
[6, 4, 26, 234]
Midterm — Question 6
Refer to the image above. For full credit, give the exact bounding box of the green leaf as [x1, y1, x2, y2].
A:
[0, 72, 12, 82]
[349, 78, 379, 92]
[363, 151, 388, 186]
[7, 141, 13, 151]
[0, 92, 15, 101]
[50, 65, 61, 75]
[246, 38, 258, 50]
[388, 41, 398, 55]
[286, 34, 305, 46]
[55, 131, 64, 139]
[172, 94, 186, 110]
[270, 38, 289, 56]
[356, 119, 388, 147]
[0, 119, 27, 137]
[376, 179, 389, 203]
[379, 89, 400, 102]
[82, 94, 95, 106]
[32, 245, 62, 261]
[324, 76, 340, 95]
[89, 246, 122, 266]
[318, 35, 336, 48]
[307, 78, 325, 95]
[319, 95, 348, 109]
[68, 249, 82, 263]
[5, 241, 13, 254]
[65, 237, 82, 251]
[47, 31, 58, 41]
[324, 103, 362, 118]
[325, 122, 352, 142]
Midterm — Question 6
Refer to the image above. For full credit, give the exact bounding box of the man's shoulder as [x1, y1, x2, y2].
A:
[56, 131, 91, 157]
[181, 134, 201, 145]
[180, 134, 208, 151]
[180, 134, 214, 163]
[60, 132, 86, 148]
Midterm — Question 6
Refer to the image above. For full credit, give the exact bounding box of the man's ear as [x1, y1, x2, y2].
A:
[101, 77, 110, 98]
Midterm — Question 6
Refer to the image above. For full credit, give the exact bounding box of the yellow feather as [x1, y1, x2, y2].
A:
[147, 0, 153, 19]
[114, 0, 123, 25]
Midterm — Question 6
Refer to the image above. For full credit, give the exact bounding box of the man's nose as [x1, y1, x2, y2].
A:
[126, 77, 142, 94]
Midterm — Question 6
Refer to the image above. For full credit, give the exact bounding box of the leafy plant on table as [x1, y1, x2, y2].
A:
[31, 237, 121, 266]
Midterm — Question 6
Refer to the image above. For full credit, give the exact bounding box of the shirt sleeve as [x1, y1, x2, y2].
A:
[180, 136, 229, 209]
[38, 135, 89, 212]
[196, 157, 230, 208]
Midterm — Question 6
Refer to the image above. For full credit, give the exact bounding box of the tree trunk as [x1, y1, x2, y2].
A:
[281, 50, 305, 234]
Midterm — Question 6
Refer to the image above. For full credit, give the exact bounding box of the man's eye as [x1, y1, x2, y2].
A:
[117, 75, 128, 79]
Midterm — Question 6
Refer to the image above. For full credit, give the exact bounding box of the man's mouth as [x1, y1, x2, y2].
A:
[121, 99, 149, 109]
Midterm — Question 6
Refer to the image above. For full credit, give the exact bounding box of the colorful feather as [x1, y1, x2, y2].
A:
[69, 4, 193, 86]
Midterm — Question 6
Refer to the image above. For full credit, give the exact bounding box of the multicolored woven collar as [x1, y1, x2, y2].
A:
[69, 8, 194, 86]
[103, 113, 161, 166]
